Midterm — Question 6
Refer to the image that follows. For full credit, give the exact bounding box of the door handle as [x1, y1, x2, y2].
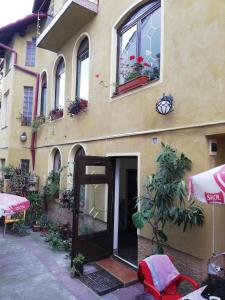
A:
[75, 209, 83, 215]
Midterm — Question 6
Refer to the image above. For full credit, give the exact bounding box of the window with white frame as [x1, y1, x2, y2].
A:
[117, 1, 161, 87]
[76, 37, 89, 100]
[55, 58, 65, 108]
[22, 87, 33, 126]
[25, 37, 36, 67]
[1, 90, 9, 128]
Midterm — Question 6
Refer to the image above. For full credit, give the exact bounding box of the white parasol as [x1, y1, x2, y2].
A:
[189, 164, 225, 256]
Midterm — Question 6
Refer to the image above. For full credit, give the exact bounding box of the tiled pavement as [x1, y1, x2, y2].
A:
[0, 229, 151, 300]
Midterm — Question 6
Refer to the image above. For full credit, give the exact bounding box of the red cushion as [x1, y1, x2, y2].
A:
[162, 294, 182, 300]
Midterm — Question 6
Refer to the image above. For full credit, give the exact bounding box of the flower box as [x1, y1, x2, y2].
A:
[67, 98, 88, 117]
[117, 75, 149, 94]
[49, 108, 63, 120]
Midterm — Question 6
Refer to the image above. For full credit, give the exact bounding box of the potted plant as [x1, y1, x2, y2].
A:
[117, 55, 151, 94]
[67, 97, 88, 117]
[49, 107, 63, 120]
[71, 253, 85, 277]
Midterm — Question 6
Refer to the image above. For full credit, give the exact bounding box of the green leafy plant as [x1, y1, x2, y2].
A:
[26, 192, 44, 225]
[132, 143, 204, 254]
[11, 214, 30, 236]
[31, 115, 45, 132]
[73, 253, 85, 265]
[42, 170, 60, 201]
[44, 222, 72, 251]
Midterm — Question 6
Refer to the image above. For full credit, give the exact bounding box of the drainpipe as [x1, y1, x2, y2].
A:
[0, 43, 40, 171]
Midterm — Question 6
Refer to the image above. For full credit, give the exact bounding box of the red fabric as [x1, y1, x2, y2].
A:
[138, 255, 198, 300]
[161, 295, 181, 300]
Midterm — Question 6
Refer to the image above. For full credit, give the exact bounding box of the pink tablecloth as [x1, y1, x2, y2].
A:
[0, 193, 30, 217]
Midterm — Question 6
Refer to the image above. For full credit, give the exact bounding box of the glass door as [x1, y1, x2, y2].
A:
[72, 156, 114, 262]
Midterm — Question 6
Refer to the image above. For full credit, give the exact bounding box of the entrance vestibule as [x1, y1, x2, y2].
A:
[113, 157, 138, 266]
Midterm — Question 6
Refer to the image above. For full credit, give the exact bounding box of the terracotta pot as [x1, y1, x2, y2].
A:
[117, 75, 149, 94]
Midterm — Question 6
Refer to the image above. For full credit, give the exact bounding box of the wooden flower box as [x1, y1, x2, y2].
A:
[117, 75, 149, 94]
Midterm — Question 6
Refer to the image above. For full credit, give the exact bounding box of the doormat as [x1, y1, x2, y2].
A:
[80, 269, 123, 295]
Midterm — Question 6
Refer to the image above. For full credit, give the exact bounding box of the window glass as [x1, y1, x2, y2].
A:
[117, 1, 161, 86]
[23, 87, 33, 126]
[55, 58, 65, 108]
[1, 91, 9, 128]
[140, 8, 161, 80]
[53, 150, 61, 173]
[5, 52, 12, 74]
[40, 73, 47, 115]
[25, 37, 36, 67]
[119, 25, 137, 84]
[21, 160, 30, 175]
[76, 38, 89, 100]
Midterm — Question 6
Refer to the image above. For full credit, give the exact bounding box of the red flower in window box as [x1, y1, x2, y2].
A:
[117, 75, 149, 94]
[67, 97, 88, 117]
[49, 107, 64, 120]
[136, 56, 144, 63]
[129, 55, 135, 60]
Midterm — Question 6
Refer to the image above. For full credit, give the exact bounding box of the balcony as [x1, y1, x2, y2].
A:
[37, 0, 98, 52]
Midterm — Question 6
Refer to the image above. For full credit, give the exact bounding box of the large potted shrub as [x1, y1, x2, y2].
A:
[132, 143, 205, 254]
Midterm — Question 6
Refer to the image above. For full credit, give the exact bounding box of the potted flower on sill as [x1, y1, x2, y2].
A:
[71, 253, 85, 277]
[67, 97, 88, 117]
[49, 107, 63, 121]
[117, 55, 151, 94]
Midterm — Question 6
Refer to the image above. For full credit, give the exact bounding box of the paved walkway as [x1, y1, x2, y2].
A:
[0, 229, 149, 300]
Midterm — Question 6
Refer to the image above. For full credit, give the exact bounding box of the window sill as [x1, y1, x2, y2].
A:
[112, 77, 160, 98]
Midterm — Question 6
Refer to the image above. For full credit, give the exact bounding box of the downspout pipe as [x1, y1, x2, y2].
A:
[0, 43, 40, 171]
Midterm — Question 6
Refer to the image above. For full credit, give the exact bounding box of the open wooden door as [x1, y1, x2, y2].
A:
[71, 156, 114, 262]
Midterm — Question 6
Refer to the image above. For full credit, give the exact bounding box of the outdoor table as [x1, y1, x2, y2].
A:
[180, 286, 206, 299]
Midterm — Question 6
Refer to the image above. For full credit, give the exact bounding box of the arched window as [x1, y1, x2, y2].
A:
[53, 149, 61, 173]
[76, 38, 89, 100]
[55, 58, 65, 108]
[117, 1, 161, 86]
[40, 73, 47, 115]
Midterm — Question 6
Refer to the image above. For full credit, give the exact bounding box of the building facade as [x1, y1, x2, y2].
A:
[0, 0, 225, 281]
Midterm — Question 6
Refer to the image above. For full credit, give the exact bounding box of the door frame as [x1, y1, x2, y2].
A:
[71, 156, 115, 263]
[106, 153, 140, 262]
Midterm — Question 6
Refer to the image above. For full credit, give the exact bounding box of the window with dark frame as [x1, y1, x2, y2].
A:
[76, 37, 89, 101]
[21, 159, 30, 175]
[55, 58, 65, 108]
[25, 37, 36, 67]
[117, 1, 161, 89]
[40, 73, 47, 115]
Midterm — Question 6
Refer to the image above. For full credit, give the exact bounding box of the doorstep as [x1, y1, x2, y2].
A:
[95, 256, 138, 287]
